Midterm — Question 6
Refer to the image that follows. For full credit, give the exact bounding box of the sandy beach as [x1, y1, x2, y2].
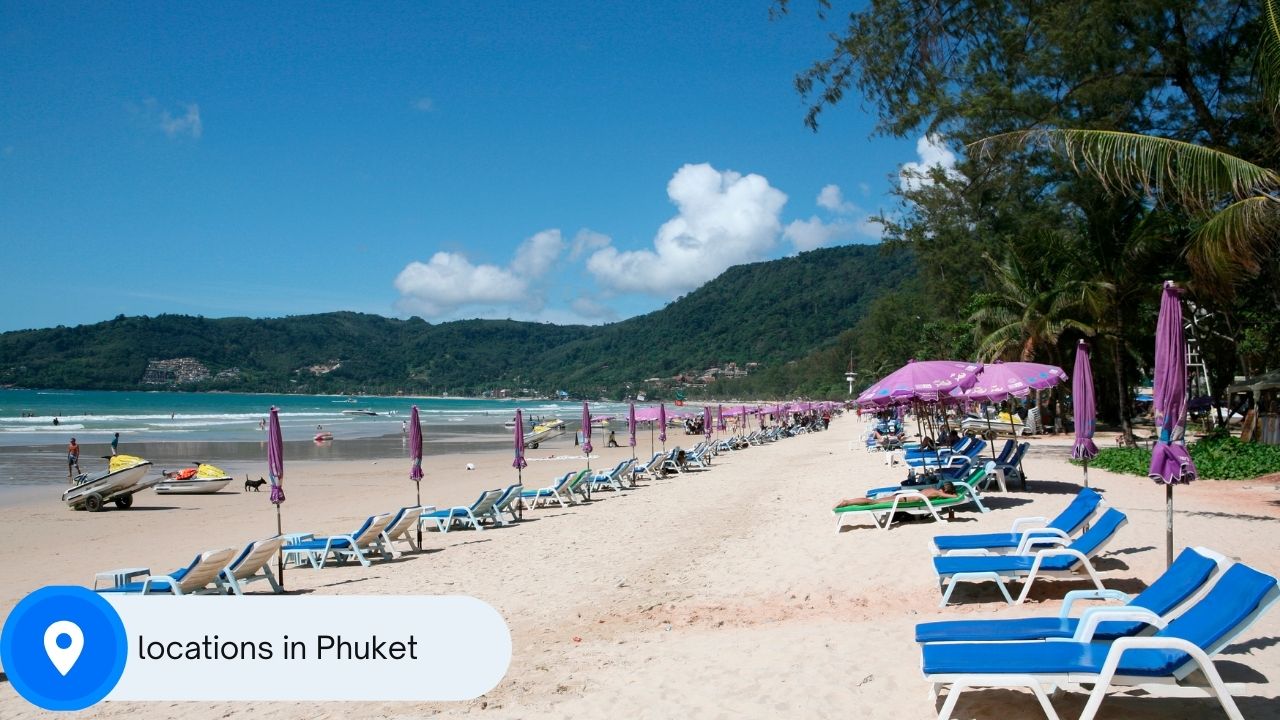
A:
[3, 415, 1280, 719]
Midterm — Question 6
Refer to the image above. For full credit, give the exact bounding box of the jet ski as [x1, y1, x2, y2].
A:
[63, 454, 155, 511]
[154, 462, 233, 495]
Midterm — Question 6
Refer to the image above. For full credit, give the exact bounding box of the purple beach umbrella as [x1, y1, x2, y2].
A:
[717, 405, 727, 432]
[964, 360, 1067, 456]
[581, 402, 593, 470]
[627, 403, 637, 459]
[1071, 341, 1099, 490]
[513, 408, 527, 520]
[658, 403, 667, 449]
[703, 406, 712, 442]
[410, 405, 424, 544]
[266, 406, 286, 590]
[856, 359, 983, 408]
[1150, 281, 1197, 567]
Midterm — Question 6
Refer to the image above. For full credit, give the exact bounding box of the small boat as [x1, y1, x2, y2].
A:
[534, 418, 565, 432]
[314, 431, 334, 442]
[63, 455, 155, 511]
[154, 463, 233, 495]
[341, 409, 378, 416]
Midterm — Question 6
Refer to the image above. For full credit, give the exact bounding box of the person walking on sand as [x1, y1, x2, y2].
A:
[67, 438, 81, 480]
[110, 432, 119, 456]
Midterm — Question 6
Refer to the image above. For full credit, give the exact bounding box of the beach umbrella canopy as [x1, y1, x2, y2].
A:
[1071, 341, 1099, 467]
[963, 361, 1067, 403]
[627, 403, 637, 451]
[658, 404, 667, 445]
[581, 402, 593, 463]
[266, 406, 286, 590]
[512, 409, 527, 471]
[1150, 281, 1197, 567]
[857, 359, 983, 408]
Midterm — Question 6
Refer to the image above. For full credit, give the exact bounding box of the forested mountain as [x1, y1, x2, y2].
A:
[0, 244, 915, 398]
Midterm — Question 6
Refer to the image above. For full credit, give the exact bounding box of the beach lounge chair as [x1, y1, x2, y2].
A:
[868, 462, 996, 499]
[908, 439, 987, 471]
[920, 561, 1280, 720]
[933, 508, 1128, 606]
[683, 444, 713, 469]
[492, 484, 523, 523]
[96, 547, 238, 595]
[589, 459, 634, 492]
[521, 471, 574, 508]
[565, 469, 593, 501]
[281, 513, 395, 568]
[834, 480, 988, 532]
[930, 487, 1104, 556]
[218, 537, 285, 595]
[373, 505, 426, 558]
[630, 452, 665, 481]
[994, 441, 1031, 487]
[916, 546, 1229, 643]
[421, 489, 503, 532]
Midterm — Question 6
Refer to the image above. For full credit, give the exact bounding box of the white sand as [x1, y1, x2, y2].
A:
[3, 416, 1280, 719]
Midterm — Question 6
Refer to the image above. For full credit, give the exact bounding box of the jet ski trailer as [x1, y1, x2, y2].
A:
[62, 455, 156, 512]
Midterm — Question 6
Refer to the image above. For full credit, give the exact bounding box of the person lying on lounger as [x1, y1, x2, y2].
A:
[833, 482, 956, 509]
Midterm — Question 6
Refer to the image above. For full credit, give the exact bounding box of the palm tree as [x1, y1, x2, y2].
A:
[974, 0, 1280, 295]
[968, 240, 1100, 363]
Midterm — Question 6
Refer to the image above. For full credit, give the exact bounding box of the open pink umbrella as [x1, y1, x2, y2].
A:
[1150, 281, 1197, 567]
[857, 359, 983, 407]
[965, 360, 1067, 455]
[1071, 341, 1098, 489]
[266, 406, 286, 590]
[513, 408, 527, 520]
[410, 405, 424, 545]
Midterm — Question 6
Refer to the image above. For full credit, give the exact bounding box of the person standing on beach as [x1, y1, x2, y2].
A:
[67, 438, 81, 480]
[110, 432, 120, 456]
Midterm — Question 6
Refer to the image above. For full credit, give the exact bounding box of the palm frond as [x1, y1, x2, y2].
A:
[1262, 0, 1280, 118]
[974, 130, 1279, 210]
[1186, 195, 1280, 281]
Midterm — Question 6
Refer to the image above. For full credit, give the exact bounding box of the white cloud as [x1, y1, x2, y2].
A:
[816, 184, 856, 214]
[156, 102, 202, 139]
[586, 163, 787, 296]
[412, 97, 434, 112]
[900, 134, 959, 192]
[569, 228, 612, 260]
[783, 216, 854, 252]
[394, 252, 528, 317]
[512, 229, 564, 278]
[394, 229, 565, 318]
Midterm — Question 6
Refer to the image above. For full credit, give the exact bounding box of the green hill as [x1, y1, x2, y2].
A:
[0, 244, 915, 398]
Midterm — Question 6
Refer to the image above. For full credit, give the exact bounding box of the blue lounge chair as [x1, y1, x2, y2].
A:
[589, 459, 634, 492]
[281, 513, 394, 568]
[374, 505, 426, 558]
[421, 489, 503, 532]
[933, 508, 1128, 606]
[916, 546, 1228, 643]
[921, 562, 1280, 720]
[492, 484, 523, 523]
[218, 537, 285, 595]
[96, 547, 238, 595]
[930, 487, 1104, 555]
[835, 480, 988, 532]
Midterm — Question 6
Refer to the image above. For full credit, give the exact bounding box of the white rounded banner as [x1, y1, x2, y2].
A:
[102, 595, 511, 701]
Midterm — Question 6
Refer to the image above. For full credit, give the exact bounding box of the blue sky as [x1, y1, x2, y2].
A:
[0, 1, 948, 332]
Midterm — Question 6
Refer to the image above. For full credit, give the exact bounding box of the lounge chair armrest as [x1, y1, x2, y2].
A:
[1016, 534, 1071, 554]
[1009, 516, 1049, 533]
[1071, 607, 1165, 642]
[141, 574, 180, 595]
[1060, 588, 1132, 617]
[939, 548, 995, 557]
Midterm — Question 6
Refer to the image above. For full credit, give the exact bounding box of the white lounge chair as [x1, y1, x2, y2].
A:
[521, 472, 573, 508]
[281, 513, 395, 568]
[218, 537, 285, 595]
[374, 505, 427, 559]
[96, 547, 238, 595]
[421, 489, 503, 532]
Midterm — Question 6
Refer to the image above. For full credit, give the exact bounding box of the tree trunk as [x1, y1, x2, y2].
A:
[1110, 324, 1133, 444]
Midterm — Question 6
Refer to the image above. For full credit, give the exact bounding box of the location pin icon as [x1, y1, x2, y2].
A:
[43, 620, 84, 676]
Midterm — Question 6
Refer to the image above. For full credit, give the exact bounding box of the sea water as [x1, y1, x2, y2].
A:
[0, 389, 632, 486]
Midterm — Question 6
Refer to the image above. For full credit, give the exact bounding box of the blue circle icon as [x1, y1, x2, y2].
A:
[1, 586, 127, 711]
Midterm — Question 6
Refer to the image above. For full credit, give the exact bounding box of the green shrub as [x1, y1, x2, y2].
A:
[1076, 436, 1280, 480]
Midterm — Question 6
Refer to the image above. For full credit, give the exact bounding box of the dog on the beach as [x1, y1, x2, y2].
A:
[245, 477, 268, 492]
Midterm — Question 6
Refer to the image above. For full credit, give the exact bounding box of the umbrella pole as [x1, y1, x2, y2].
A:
[517, 467, 523, 521]
[276, 504, 285, 592]
[416, 481, 423, 547]
[1166, 484, 1174, 568]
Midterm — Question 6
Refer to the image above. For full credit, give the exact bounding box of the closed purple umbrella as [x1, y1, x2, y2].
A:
[658, 403, 667, 450]
[410, 405, 424, 545]
[266, 406, 286, 590]
[1150, 281, 1197, 567]
[627, 403, 637, 459]
[717, 405, 726, 432]
[581, 402, 593, 471]
[703, 406, 712, 443]
[513, 408, 527, 520]
[1071, 341, 1099, 490]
